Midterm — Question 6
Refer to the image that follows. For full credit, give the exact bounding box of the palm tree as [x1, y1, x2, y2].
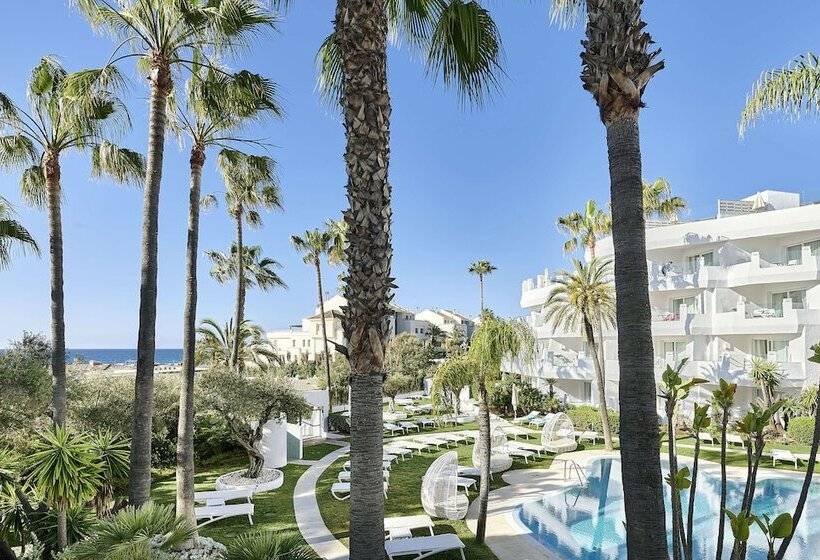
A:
[543, 258, 615, 450]
[556, 199, 611, 257]
[739, 52, 820, 137]
[196, 318, 279, 371]
[468, 313, 534, 543]
[427, 324, 446, 347]
[24, 426, 101, 551]
[468, 260, 497, 313]
[0, 58, 142, 429]
[169, 66, 282, 528]
[643, 177, 686, 222]
[291, 228, 337, 413]
[550, 0, 667, 556]
[711, 379, 737, 560]
[64, 503, 195, 560]
[72, 0, 275, 506]
[324, 1, 504, 554]
[88, 430, 130, 517]
[215, 150, 282, 372]
[749, 358, 785, 432]
[0, 196, 39, 268]
[227, 532, 318, 560]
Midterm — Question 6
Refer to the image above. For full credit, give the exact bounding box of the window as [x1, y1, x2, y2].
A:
[771, 290, 805, 314]
[686, 252, 714, 272]
[671, 296, 698, 315]
[785, 240, 820, 264]
[752, 339, 788, 362]
[582, 381, 592, 402]
[662, 341, 688, 362]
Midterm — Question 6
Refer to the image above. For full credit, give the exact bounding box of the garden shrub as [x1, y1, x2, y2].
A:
[328, 412, 350, 435]
[567, 405, 620, 435]
[787, 416, 815, 446]
[488, 377, 566, 416]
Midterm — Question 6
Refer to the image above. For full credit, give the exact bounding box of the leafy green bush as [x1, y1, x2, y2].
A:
[488, 377, 565, 416]
[0, 333, 52, 449]
[787, 416, 816, 446]
[567, 405, 620, 435]
[328, 412, 350, 435]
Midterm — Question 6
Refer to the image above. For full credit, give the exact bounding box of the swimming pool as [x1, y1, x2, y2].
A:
[516, 458, 820, 559]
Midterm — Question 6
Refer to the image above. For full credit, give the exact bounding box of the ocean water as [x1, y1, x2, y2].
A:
[518, 457, 820, 560]
[66, 349, 182, 364]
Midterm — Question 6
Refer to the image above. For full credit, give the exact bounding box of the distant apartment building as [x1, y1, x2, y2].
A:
[510, 190, 820, 413]
[267, 294, 475, 363]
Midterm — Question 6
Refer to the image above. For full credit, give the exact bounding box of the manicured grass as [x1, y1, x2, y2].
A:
[666, 437, 816, 473]
[303, 441, 344, 461]
[151, 452, 309, 546]
[316, 439, 555, 560]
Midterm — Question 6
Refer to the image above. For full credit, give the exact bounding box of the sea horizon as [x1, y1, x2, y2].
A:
[65, 348, 183, 365]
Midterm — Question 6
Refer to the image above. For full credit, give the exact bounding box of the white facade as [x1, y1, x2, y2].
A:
[267, 295, 474, 363]
[513, 190, 820, 413]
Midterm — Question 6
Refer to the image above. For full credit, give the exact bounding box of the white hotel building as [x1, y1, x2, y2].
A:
[512, 190, 820, 412]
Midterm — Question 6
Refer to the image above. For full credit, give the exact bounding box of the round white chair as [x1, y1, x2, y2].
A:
[421, 451, 469, 520]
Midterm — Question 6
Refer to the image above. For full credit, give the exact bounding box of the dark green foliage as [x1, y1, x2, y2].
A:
[385, 333, 435, 389]
[787, 416, 815, 446]
[328, 412, 350, 436]
[0, 332, 52, 449]
[487, 377, 565, 416]
[568, 405, 620, 435]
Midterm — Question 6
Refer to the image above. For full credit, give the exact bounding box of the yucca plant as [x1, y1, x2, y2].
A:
[71, 0, 276, 506]
[89, 430, 129, 517]
[0, 57, 143, 428]
[227, 531, 317, 560]
[24, 426, 101, 551]
[64, 502, 195, 560]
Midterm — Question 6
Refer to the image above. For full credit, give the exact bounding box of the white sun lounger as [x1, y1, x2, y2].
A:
[575, 431, 601, 444]
[456, 476, 477, 491]
[331, 481, 388, 500]
[338, 470, 389, 483]
[436, 432, 469, 444]
[698, 432, 716, 445]
[344, 460, 392, 471]
[726, 433, 745, 448]
[385, 423, 406, 435]
[501, 446, 535, 463]
[456, 430, 479, 441]
[404, 405, 421, 415]
[414, 436, 451, 448]
[399, 422, 421, 433]
[771, 449, 800, 468]
[384, 446, 414, 460]
[417, 418, 436, 428]
[397, 440, 430, 452]
[396, 398, 415, 407]
[507, 440, 547, 457]
[193, 489, 255, 527]
[385, 533, 466, 560]
[384, 514, 435, 540]
[457, 466, 480, 478]
[513, 411, 541, 425]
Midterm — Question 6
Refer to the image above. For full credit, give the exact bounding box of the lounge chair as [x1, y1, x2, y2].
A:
[575, 431, 601, 444]
[501, 425, 534, 439]
[194, 489, 255, 527]
[698, 432, 716, 445]
[502, 446, 536, 463]
[344, 460, 392, 471]
[513, 411, 541, 425]
[384, 514, 435, 540]
[397, 440, 430, 453]
[331, 481, 388, 500]
[338, 469, 389, 482]
[404, 405, 421, 415]
[415, 436, 451, 449]
[384, 446, 414, 460]
[456, 476, 476, 491]
[529, 416, 549, 427]
[507, 440, 547, 457]
[417, 418, 436, 428]
[771, 449, 799, 468]
[396, 397, 415, 407]
[457, 465, 480, 478]
[384, 533, 466, 560]
[384, 423, 406, 435]
[399, 421, 421, 433]
[726, 433, 745, 448]
[436, 433, 469, 444]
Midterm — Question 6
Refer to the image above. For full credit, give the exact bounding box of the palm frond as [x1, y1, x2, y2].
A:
[549, 0, 585, 29]
[20, 165, 47, 209]
[0, 135, 38, 169]
[739, 52, 820, 137]
[91, 141, 145, 184]
[0, 196, 41, 268]
[315, 32, 344, 109]
[426, 0, 503, 106]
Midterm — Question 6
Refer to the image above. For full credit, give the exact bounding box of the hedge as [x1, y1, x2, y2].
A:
[567, 405, 620, 435]
[787, 416, 815, 446]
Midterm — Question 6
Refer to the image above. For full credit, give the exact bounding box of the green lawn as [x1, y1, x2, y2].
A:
[316, 440, 555, 560]
[151, 452, 309, 546]
[666, 436, 816, 473]
[303, 441, 344, 461]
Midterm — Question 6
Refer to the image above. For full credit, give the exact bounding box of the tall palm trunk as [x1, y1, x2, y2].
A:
[336, 0, 391, 557]
[607, 114, 667, 558]
[43, 151, 66, 426]
[175, 144, 204, 530]
[315, 258, 333, 413]
[479, 275, 485, 312]
[130, 64, 171, 506]
[685, 436, 701, 560]
[583, 318, 613, 449]
[775, 378, 820, 559]
[231, 211, 245, 372]
[715, 411, 729, 560]
[475, 384, 492, 543]
[666, 402, 684, 560]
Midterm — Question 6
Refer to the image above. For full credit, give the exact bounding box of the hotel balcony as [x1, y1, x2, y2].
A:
[521, 269, 557, 309]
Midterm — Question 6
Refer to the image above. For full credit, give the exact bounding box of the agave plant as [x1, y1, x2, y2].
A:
[89, 430, 129, 517]
[227, 531, 317, 560]
[64, 502, 195, 560]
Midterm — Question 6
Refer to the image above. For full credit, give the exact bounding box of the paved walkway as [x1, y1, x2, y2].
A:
[466, 450, 619, 560]
[293, 444, 350, 560]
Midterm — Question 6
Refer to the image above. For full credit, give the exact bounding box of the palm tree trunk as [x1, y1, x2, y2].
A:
[315, 259, 333, 413]
[479, 275, 485, 313]
[666, 403, 684, 560]
[175, 145, 204, 531]
[584, 319, 613, 449]
[716, 413, 729, 560]
[775, 378, 820, 559]
[57, 507, 67, 550]
[686, 437, 701, 560]
[476, 384, 492, 543]
[336, 0, 392, 556]
[43, 151, 66, 426]
[606, 114, 668, 558]
[231, 212, 245, 373]
[130, 64, 171, 506]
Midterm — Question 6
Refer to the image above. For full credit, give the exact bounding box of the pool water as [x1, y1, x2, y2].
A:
[517, 458, 820, 559]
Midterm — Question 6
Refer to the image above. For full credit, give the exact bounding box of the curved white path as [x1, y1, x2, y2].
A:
[294, 444, 350, 560]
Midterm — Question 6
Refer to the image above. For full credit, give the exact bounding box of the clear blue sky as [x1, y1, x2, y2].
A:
[2, 1, 819, 347]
